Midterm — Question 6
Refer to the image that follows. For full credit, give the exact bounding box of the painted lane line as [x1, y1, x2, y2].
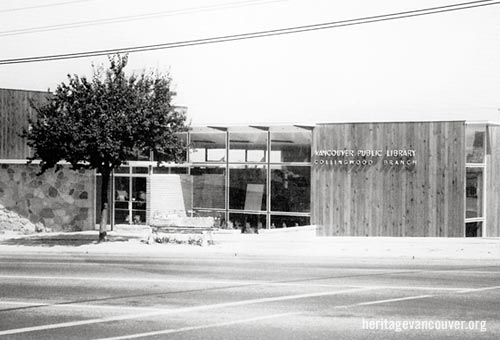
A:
[93, 312, 298, 340]
[0, 300, 167, 312]
[0, 274, 472, 291]
[0, 284, 466, 313]
[0, 287, 374, 336]
[352, 294, 434, 306]
[0, 274, 252, 285]
[457, 285, 500, 294]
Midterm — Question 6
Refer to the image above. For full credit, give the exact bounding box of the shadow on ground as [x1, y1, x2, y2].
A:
[0, 234, 133, 247]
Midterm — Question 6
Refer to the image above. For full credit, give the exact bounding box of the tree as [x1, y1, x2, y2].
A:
[23, 54, 188, 241]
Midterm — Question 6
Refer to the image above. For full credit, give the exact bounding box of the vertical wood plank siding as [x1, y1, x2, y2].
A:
[486, 125, 500, 237]
[0, 88, 50, 160]
[312, 122, 465, 237]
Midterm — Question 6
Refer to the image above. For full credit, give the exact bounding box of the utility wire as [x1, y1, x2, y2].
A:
[0, 0, 286, 37]
[0, 0, 91, 14]
[1, 0, 499, 65]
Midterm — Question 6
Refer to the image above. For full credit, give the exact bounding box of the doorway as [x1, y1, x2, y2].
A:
[113, 176, 147, 225]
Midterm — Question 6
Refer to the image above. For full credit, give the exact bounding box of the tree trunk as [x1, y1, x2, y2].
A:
[98, 170, 111, 242]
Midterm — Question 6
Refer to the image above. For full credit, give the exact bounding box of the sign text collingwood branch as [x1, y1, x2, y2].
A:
[314, 149, 417, 167]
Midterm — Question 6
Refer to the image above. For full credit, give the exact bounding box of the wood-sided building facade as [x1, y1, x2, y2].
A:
[312, 121, 499, 237]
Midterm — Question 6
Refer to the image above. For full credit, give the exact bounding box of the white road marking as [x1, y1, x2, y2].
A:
[93, 312, 297, 340]
[457, 285, 500, 294]
[1, 280, 497, 336]
[0, 274, 471, 291]
[352, 294, 434, 306]
[0, 300, 165, 312]
[0, 287, 373, 336]
[424, 270, 500, 275]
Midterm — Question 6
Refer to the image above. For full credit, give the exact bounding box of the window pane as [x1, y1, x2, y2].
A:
[189, 133, 226, 163]
[131, 210, 146, 224]
[270, 131, 311, 163]
[465, 126, 485, 163]
[229, 132, 267, 162]
[270, 215, 310, 228]
[466, 221, 483, 237]
[271, 166, 310, 212]
[114, 167, 129, 174]
[153, 167, 171, 174]
[114, 209, 129, 224]
[170, 167, 188, 174]
[229, 212, 266, 233]
[229, 165, 267, 211]
[466, 168, 483, 218]
[132, 167, 148, 174]
[191, 166, 226, 209]
[153, 166, 188, 174]
[114, 177, 129, 201]
[132, 178, 147, 209]
[129, 149, 151, 161]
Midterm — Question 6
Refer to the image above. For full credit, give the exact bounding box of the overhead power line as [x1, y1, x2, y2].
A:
[0, 0, 286, 37]
[0, 0, 91, 14]
[1, 0, 499, 65]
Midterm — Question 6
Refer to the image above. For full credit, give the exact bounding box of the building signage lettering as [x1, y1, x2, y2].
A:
[313, 149, 417, 167]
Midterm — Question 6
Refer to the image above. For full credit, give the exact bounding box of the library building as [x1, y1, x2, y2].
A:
[1, 88, 500, 237]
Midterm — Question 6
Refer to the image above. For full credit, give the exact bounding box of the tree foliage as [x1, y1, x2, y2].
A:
[23, 54, 188, 176]
[22, 54, 188, 240]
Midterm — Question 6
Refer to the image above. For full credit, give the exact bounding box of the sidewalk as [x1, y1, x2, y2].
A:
[0, 226, 499, 261]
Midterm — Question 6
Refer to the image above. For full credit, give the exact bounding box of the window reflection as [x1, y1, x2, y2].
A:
[466, 168, 483, 218]
[114, 177, 129, 224]
[465, 126, 485, 163]
[270, 215, 310, 228]
[131, 178, 147, 225]
[270, 131, 311, 162]
[229, 165, 267, 211]
[229, 213, 266, 233]
[229, 132, 267, 162]
[191, 166, 226, 209]
[466, 221, 483, 237]
[189, 133, 226, 163]
[271, 166, 310, 212]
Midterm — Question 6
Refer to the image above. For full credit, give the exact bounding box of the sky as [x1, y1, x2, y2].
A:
[1, 0, 499, 125]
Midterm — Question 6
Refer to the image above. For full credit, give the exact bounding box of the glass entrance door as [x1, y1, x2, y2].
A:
[114, 176, 147, 225]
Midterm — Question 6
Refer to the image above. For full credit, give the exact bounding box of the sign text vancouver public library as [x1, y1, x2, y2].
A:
[314, 149, 417, 167]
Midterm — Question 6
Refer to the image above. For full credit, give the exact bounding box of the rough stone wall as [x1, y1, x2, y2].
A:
[0, 164, 95, 232]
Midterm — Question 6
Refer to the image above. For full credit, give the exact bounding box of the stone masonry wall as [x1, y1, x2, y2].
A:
[0, 164, 95, 232]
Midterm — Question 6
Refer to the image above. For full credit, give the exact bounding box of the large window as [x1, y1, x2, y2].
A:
[466, 126, 485, 163]
[270, 131, 311, 163]
[271, 166, 310, 212]
[465, 168, 484, 219]
[189, 132, 226, 163]
[102, 126, 312, 230]
[465, 125, 486, 237]
[191, 166, 226, 209]
[229, 165, 267, 211]
[229, 131, 267, 163]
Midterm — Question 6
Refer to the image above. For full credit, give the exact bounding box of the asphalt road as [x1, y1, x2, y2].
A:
[0, 253, 499, 340]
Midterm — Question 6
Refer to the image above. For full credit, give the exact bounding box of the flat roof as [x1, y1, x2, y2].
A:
[190, 120, 500, 129]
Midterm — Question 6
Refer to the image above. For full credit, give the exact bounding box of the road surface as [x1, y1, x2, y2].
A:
[0, 252, 499, 339]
